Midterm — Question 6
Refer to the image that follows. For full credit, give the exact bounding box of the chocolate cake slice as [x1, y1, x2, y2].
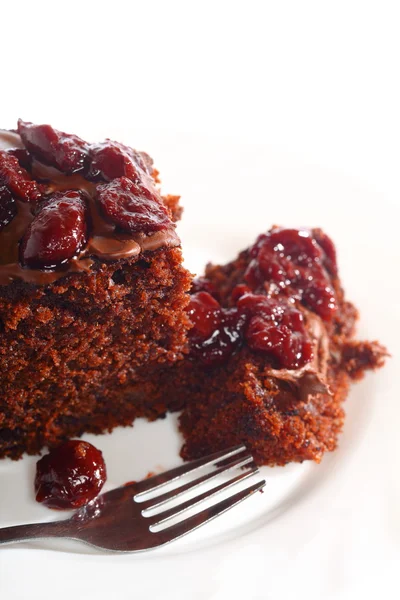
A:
[0, 122, 387, 467]
[159, 227, 387, 466]
[0, 121, 191, 459]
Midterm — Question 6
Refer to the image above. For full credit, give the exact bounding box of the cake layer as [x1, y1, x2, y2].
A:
[0, 245, 191, 458]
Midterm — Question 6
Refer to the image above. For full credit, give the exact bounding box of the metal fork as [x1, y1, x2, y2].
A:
[0, 445, 265, 552]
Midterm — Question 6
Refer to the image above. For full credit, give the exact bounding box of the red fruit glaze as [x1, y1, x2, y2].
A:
[96, 176, 171, 234]
[18, 120, 89, 175]
[237, 294, 313, 369]
[187, 291, 221, 338]
[8, 148, 33, 172]
[187, 289, 314, 370]
[0, 186, 17, 231]
[313, 229, 338, 276]
[88, 140, 149, 182]
[231, 284, 252, 303]
[187, 292, 247, 367]
[20, 191, 88, 269]
[244, 228, 337, 321]
[35, 440, 107, 510]
[0, 150, 42, 202]
[190, 276, 218, 298]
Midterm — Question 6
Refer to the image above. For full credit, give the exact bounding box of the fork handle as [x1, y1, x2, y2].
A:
[0, 519, 71, 545]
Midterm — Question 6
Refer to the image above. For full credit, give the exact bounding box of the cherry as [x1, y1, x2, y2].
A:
[7, 148, 32, 172]
[0, 150, 42, 202]
[0, 186, 17, 231]
[20, 191, 88, 269]
[244, 228, 337, 321]
[187, 292, 247, 367]
[231, 284, 252, 303]
[18, 120, 89, 174]
[302, 280, 336, 321]
[88, 140, 149, 182]
[96, 176, 171, 234]
[267, 228, 323, 266]
[187, 291, 221, 338]
[187, 289, 314, 370]
[35, 440, 107, 510]
[191, 276, 218, 297]
[237, 293, 313, 369]
[313, 229, 338, 276]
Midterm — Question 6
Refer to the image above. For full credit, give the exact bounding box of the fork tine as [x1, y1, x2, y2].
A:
[155, 479, 266, 545]
[133, 445, 247, 496]
[140, 453, 253, 511]
[149, 464, 258, 529]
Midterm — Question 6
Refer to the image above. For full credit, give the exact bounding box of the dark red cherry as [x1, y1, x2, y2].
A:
[0, 150, 42, 202]
[20, 191, 88, 269]
[267, 228, 323, 266]
[244, 228, 337, 321]
[230, 284, 252, 303]
[237, 293, 313, 369]
[7, 148, 33, 172]
[187, 292, 247, 367]
[18, 120, 89, 174]
[191, 276, 218, 297]
[96, 176, 171, 234]
[301, 280, 336, 321]
[88, 140, 149, 182]
[0, 186, 17, 231]
[188, 291, 221, 338]
[313, 229, 338, 276]
[35, 440, 107, 510]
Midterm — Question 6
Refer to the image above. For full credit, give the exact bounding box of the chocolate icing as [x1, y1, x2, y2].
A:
[0, 130, 25, 151]
[0, 131, 180, 286]
[263, 311, 331, 399]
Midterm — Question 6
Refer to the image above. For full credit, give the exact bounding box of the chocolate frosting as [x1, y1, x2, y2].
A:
[263, 311, 331, 399]
[0, 131, 180, 286]
[0, 130, 25, 151]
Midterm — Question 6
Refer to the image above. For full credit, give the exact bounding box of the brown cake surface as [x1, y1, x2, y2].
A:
[159, 227, 387, 466]
[0, 122, 191, 459]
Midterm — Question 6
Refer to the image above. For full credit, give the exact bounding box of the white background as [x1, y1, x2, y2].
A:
[0, 1, 399, 599]
[1, 0, 399, 200]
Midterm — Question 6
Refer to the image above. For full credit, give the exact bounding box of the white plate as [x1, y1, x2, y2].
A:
[0, 132, 398, 599]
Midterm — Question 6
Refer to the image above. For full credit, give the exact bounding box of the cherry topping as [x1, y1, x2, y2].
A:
[20, 191, 88, 269]
[96, 176, 171, 234]
[244, 228, 337, 321]
[237, 294, 313, 369]
[187, 292, 247, 367]
[0, 150, 42, 202]
[267, 228, 323, 266]
[231, 284, 252, 303]
[35, 440, 107, 510]
[191, 276, 218, 297]
[313, 229, 338, 276]
[18, 120, 89, 174]
[7, 148, 33, 172]
[88, 140, 149, 182]
[302, 280, 336, 321]
[0, 186, 17, 231]
[188, 291, 221, 338]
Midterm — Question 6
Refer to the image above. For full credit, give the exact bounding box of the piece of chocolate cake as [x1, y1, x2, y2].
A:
[0, 121, 191, 459]
[158, 227, 387, 466]
[0, 123, 387, 467]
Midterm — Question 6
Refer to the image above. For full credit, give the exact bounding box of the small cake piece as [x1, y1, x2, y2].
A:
[0, 121, 191, 459]
[161, 227, 387, 466]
